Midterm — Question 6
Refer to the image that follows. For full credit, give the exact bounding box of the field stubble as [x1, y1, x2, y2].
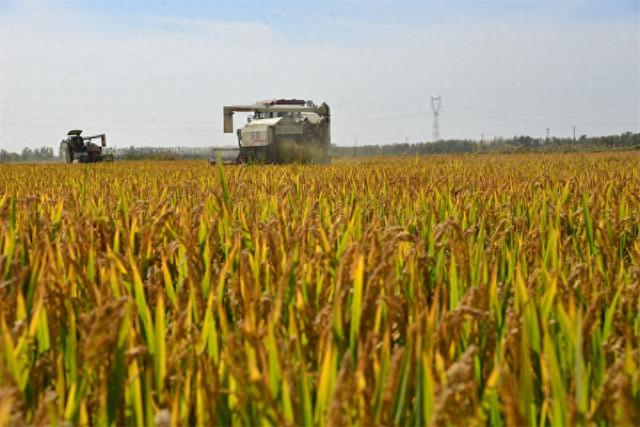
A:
[0, 153, 638, 425]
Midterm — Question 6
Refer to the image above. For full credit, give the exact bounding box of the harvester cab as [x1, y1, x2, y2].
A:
[213, 99, 330, 164]
[60, 130, 113, 163]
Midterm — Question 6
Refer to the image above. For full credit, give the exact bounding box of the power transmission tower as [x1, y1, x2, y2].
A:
[431, 96, 441, 141]
[546, 128, 550, 142]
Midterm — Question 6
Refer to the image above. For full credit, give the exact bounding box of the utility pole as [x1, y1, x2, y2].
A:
[481, 133, 484, 143]
[573, 126, 576, 141]
[546, 128, 550, 142]
[431, 96, 441, 142]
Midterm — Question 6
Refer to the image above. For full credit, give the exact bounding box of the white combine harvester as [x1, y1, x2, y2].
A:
[211, 99, 331, 164]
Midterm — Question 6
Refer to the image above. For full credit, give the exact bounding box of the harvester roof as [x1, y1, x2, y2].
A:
[256, 99, 306, 106]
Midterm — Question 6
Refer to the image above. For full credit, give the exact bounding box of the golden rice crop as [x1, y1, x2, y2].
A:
[0, 152, 638, 426]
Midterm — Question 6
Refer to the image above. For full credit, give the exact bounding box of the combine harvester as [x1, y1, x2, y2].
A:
[211, 99, 330, 164]
[59, 130, 113, 163]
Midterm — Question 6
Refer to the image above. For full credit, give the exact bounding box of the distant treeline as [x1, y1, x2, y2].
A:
[1, 133, 638, 163]
[331, 132, 640, 157]
[0, 146, 213, 163]
[0, 147, 55, 163]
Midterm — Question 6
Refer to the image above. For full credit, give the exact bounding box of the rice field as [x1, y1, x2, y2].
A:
[0, 152, 638, 426]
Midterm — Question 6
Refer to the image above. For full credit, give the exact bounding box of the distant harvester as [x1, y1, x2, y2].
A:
[59, 130, 113, 163]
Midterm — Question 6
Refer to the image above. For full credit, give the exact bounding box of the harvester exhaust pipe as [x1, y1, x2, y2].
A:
[84, 134, 107, 147]
[223, 105, 257, 133]
[224, 109, 233, 133]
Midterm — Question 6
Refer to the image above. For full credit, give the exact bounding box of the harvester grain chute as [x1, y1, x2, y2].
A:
[59, 130, 114, 163]
[211, 99, 330, 164]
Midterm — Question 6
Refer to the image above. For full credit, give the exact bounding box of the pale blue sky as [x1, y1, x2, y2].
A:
[1, 0, 638, 149]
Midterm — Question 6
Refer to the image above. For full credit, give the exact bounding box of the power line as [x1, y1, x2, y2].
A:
[1, 121, 223, 133]
[334, 106, 430, 119]
[333, 111, 430, 125]
[445, 105, 638, 121]
[441, 108, 638, 126]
